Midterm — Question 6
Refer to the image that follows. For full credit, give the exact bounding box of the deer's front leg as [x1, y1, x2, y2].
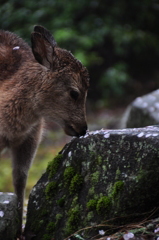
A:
[11, 123, 43, 238]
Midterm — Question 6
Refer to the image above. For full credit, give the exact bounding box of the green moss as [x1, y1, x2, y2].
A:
[88, 142, 96, 152]
[55, 213, 62, 222]
[86, 199, 97, 210]
[97, 156, 102, 165]
[88, 186, 95, 196]
[69, 174, 83, 194]
[86, 211, 94, 221]
[99, 192, 104, 198]
[68, 209, 80, 227]
[36, 216, 58, 239]
[102, 165, 107, 171]
[91, 171, 100, 183]
[57, 196, 65, 207]
[42, 222, 55, 240]
[46, 222, 55, 233]
[136, 169, 147, 182]
[112, 181, 124, 199]
[71, 196, 78, 207]
[96, 196, 111, 215]
[39, 220, 44, 225]
[65, 207, 81, 235]
[29, 207, 49, 233]
[115, 168, 121, 180]
[47, 154, 63, 179]
[42, 234, 52, 240]
[64, 166, 76, 186]
[45, 181, 57, 200]
[130, 168, 159, 210]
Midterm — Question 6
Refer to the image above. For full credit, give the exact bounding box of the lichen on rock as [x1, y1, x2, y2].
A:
[25, 126, 159, 239]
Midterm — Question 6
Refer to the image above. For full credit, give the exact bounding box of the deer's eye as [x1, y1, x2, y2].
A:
[70, 90, 79, 100]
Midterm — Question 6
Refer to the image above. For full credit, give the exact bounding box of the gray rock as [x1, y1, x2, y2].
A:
[120, 89, 159, 128]
[25, 126, 159, 240]
[0, 192, 18, 240]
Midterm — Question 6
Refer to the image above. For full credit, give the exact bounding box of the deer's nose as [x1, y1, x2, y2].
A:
[64, 122, 88, 137]
[79, 125, 87, 136]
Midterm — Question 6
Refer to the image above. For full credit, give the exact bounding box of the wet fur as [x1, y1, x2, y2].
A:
[0, 26, 89, 239]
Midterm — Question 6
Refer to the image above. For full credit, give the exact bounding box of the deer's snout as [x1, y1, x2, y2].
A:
[64, 123, 87, 137]
[79, 125, 87, 136]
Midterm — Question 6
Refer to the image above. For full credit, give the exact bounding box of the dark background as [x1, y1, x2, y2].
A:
[1, 0, 159, 110]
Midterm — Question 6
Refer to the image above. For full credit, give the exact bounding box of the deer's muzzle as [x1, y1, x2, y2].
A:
[64, 123, 87, 137]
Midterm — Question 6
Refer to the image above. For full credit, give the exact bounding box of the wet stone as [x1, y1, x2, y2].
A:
[25, 126, 159, 240]
[121, 89, 159, 128]
[0, 192, 18, 240]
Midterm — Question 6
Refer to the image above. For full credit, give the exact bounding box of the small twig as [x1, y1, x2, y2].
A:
[64, 207, 159, 240]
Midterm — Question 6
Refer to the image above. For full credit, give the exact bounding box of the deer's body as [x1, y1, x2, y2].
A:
[0, 26, 89, 239]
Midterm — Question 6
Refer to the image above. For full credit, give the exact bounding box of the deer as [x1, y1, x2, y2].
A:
[0, 25, 89, 239]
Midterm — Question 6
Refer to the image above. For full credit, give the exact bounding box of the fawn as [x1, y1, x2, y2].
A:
[0, 25, 89, 239]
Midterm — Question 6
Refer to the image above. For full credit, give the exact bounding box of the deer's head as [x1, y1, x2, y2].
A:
[31, 26, 89, 137]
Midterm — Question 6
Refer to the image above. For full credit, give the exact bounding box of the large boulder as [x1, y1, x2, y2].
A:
[0, 192, 18, 240]
[25, 126, 159, 240]
[121, 89, 159, 128]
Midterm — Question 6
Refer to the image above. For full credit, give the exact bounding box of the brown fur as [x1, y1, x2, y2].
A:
[0, 26, 89, 238]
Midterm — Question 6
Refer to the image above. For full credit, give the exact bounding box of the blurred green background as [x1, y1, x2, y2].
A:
[0, 0, 159, 197]
[1, 0, 159, 107]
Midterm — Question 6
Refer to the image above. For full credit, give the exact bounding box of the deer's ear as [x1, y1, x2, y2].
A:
[31, 26, 57, 69]
[34, 26, 57, 47]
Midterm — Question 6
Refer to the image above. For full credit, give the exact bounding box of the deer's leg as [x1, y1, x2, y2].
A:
[11, 122, 43, 238]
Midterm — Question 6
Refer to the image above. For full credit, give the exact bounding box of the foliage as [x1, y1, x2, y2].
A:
[0, 0, 159, 106]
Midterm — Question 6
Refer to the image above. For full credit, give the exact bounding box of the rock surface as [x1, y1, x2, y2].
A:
[0, 192, 18, 240]
[121, 89, 159, 128]
[25, 126, 159, 240]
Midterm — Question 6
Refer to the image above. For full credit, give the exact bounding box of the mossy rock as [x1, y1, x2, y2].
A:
[121, 89, 159, 128]
[0, 193, 18, 240]
[25, 126, 159, 239]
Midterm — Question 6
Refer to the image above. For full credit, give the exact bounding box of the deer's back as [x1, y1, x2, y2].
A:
[0, 30, 34, 81]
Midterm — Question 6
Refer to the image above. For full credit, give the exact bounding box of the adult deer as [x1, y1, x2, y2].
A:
[0, 26, 89, 239]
